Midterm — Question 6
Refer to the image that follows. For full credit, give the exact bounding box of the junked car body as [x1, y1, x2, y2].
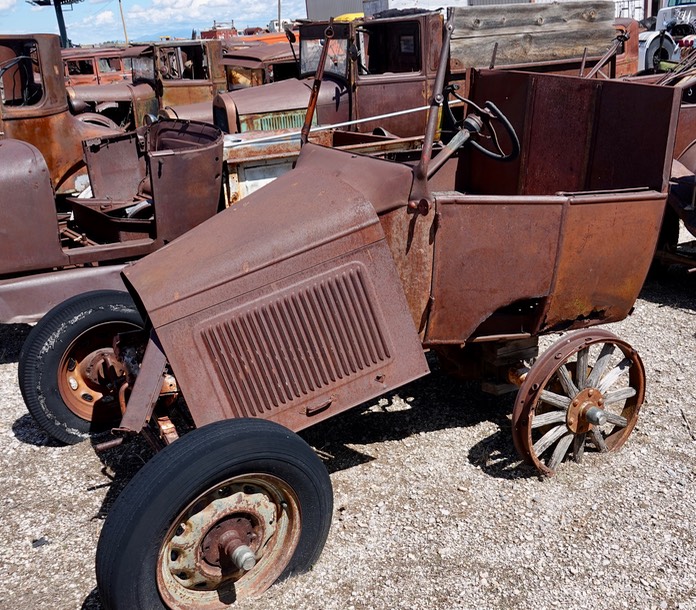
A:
[18, 9, 681, 608]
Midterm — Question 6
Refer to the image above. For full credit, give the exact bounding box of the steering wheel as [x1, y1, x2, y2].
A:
[447, 86, 520, 162]
[467, 101, 520, 162]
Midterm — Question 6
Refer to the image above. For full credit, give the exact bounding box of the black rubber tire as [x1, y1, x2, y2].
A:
[645, 38, 675, 71]
[18, 290, 143, 445]
[96, 418, 333, 610]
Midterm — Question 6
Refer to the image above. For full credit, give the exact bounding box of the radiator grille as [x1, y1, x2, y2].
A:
[240, 110, 315, 133]
[200, 266, 391, 417]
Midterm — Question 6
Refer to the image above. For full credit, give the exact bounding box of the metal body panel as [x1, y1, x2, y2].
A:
[379, 207, 435, 337]
[122, 143, 426, 430]
[461, 70, 679, 198]
[426, 195, 562, 343]
[541, 191, 666, 330]
[425, 190, 666, 343]
[0, 140, 66, 274]
[0, 265, 127, 324]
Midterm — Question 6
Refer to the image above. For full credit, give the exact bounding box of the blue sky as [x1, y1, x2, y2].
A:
[0, 0, 307, 45]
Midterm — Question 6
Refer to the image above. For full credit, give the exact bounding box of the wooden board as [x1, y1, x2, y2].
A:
[450, 1, 617, 70]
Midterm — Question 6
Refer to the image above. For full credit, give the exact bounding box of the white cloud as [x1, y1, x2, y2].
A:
[0, 0, 16, 12]
[126, 0, 306, 31]
[94, 10, 116, 25]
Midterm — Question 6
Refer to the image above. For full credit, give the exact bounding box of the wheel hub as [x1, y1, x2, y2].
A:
[160, 483, 279, 595]
[566, 387, 605, 434]
[200, 516, 257, 569]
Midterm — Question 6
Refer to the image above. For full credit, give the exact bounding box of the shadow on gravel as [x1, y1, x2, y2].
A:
[300, 355, 534, 480]
[640, 270, 696, 313]
[81, 588, 103, 610]
[90, 435, 155, 517]
[0, 323, 32, 364]
[11, 413, 64, 447]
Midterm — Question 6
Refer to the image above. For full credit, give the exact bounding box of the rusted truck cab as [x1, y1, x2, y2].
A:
[213, 5, 638, 137]
[63, 46, 133, 86]
[0, 34, 117, 192]
[67, 40, 227, 128]
[214, 12, 444, 135]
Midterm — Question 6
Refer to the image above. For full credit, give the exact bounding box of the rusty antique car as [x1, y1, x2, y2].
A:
[0, 34, 119, 193]
[222, 41, 299, 90]
[19, 10, 680, 606]
[66, 39, 227, 129]
[213, 3, 635, 137]
[63, 46, 133, 86]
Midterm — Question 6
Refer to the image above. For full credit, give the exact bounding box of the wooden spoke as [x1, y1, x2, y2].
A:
[531, 410, 567, 428]
[605, 412, 628, 428]
[597, 357, 632, 394]
[603, 387, 637, 405]
[590, 427, 608, 453]
[547, 433, 574, 472]
[540, 389, 571, 410]
[533, 424, 568, 457]
[572, 433, 585, 463]
[556, 364, 579, 398]
[586, 343, 616, 388]
[576, 346, 589, 390]
[512, 330, 644, 477]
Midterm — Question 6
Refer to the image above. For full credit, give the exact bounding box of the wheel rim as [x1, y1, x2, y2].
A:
[157, 474, 302, 609]
[512, 329, 645, 476]
[56, 321, 140, 425]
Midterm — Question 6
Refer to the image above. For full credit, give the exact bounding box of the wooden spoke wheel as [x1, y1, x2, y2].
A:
[512, 329, 645, 476]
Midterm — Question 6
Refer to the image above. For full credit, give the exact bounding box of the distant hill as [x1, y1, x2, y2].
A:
[131, 27, 199, 43]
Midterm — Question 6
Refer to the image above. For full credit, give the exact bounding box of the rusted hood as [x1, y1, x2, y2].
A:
[67, 82, 153, 103]
[122, 143, 413, 327]
[221, 77, 312, 115]
[160, 100, 213, 123]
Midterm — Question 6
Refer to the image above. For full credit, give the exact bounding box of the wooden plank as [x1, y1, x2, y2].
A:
[452, 2, 616, 35]
[449, 1, 617, 69]
[450, 29, 616, 69]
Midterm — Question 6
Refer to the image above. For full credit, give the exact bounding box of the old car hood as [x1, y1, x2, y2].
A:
[221, 77, 313, 115]
[122, 143, 414, 327]
[67, 82, 153, 103]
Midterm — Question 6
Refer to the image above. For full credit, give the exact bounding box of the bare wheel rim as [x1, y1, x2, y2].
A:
[56, 321, 139, 424]
[157, 473, 302, 609]
[512, 329, 645, 476]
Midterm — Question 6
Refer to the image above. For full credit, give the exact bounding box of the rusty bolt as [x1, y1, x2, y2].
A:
[232, 545, 256, 571]
[585, 407, 607, 426]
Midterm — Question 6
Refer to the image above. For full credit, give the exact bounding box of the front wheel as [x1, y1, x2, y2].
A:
[18, 290, 144, 444]
[96, 418, 333, 609]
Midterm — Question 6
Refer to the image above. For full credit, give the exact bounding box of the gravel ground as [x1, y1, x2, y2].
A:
[1, 262, 695, 610]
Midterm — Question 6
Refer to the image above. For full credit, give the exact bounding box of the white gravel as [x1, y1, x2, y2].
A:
[1, 262, 695, 610]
